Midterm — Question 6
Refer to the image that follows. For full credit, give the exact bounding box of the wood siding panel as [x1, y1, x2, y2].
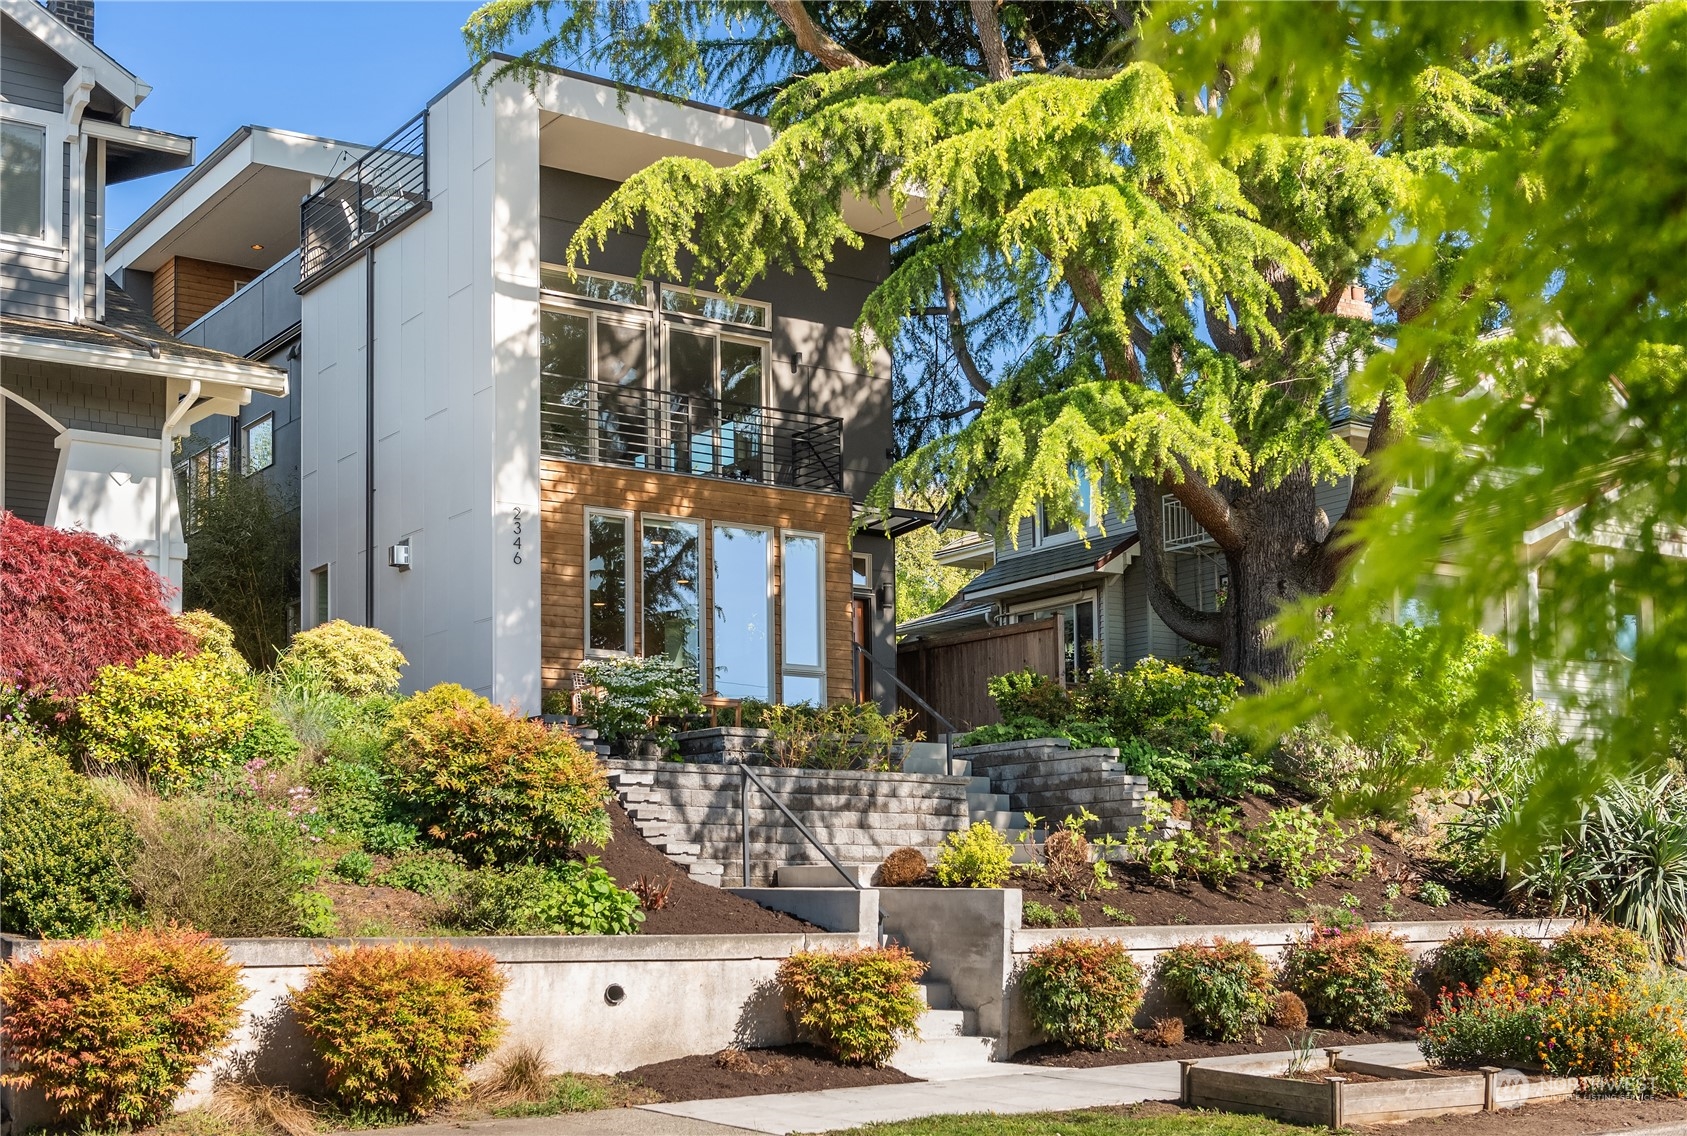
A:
[3, 403, 59, 524]
[153, 256, 251, 333]
[896, 619, 1062, 734]
[540, 459, 854, 705]
[0, 15, 74, 111]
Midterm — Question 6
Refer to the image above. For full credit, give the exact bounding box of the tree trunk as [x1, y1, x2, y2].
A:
[1138, 469, 1327, 688]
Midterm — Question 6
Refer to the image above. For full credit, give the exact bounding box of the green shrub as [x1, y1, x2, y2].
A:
[759, 700, 919, 770]
[307, 714, 417, 852]
[292, 943, 506, 1116]
[452, 860, 643, 935]
[176, 610, 248, 675]
[0, 927, 244, 1128]
[777, 946, 927, 1066]
[334, 850, 376, 885]
[1547, 922, 1652, 984]
[1020, 938, 1144, 1050]
[1248, 806, 1355, 891]
[986, 670, 1072, 723]
[126, 795, 322, 937]
[934, 822, 1014, 888]
[383, 683, 611, 865]
[1271, 720, 1369, 799]
[1281, 925, 1414, 1031]
[296, 890, 338, 937]
[1083, 660, 1267, 799]
[279, 620, 407, 698]
[230, 709, 303, 769]
[576, 655, 704, 745]
[1424, 929, 1548, 1001]
[79, 652, 263, 792]
[0, 733, 136, 936]
[1154, 938, 1275, 1041]
[958, 716, 1119, 750]
[1418, 880, 1452, 907]
[377, 848, 468, 899]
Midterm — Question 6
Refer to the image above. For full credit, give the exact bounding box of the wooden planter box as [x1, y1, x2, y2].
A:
[1181, 1051, 1575, 1127]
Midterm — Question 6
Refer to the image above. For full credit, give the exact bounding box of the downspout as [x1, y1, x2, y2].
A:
[158, 380, 201, 583]
[365, 248, 376, 624]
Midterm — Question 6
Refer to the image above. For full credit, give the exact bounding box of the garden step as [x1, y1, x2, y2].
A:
[968, 809, 1021, 828]
[901, 754, 974, 777]
[686, 862, 724, 887]
[619, 786, 971, 812]
[918, 980, 954, 1010]
[776, 863, 878, 888]
[651, 839, 702, 857]
[977, 754, 1136, 781]
[916, 1008, 968, 1037]
[633, 809, 967, 834]
[892, 1034, 998, 1079]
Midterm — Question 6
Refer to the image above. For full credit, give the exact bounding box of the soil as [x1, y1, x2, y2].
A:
[902, 794, 1511, 929]
[1013, 1022, 1424, 1068]
[619, 1044, 920, 1101]
[577, 800, 818, 935]
[322, 882, 449, 937]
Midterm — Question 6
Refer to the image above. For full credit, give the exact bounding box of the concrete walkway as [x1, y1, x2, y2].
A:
[638, 1041, 1423, 1135]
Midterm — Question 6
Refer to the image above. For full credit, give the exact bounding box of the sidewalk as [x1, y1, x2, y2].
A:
[367, 1041, 1422, 1136]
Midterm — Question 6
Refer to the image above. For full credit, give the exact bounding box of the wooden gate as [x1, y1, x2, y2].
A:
[896, 618, 1062, 736]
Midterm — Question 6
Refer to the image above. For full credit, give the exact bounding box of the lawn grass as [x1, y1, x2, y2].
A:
[825, 1103, 1323, 1136]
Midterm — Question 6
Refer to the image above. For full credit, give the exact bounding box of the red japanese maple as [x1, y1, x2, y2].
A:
[0, 512, 192, 705]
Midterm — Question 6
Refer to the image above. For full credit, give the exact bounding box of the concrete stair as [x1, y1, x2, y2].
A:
[902, 742, 1032, 841]
[607, 760, 975, 886]
[892, 975, 998, 1079]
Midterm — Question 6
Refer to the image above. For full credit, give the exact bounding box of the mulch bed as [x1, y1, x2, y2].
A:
[578, 800, 818, 935]
[322, 882, 449, 937]
[1014, 1022, 1422, 1068]
[620, 1044, 919, 1101]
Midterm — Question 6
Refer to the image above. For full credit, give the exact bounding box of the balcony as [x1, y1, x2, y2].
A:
[541, 379, 844, 493]
[298, 112, 428, 289]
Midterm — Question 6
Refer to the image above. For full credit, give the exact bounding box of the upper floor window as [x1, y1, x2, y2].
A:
[1, 120, 47, 240]
[659, 285, 769, 330]
[542, 266, 644, 306]
[243, 414, 275, 475]
[1038, 466, 1095, 542]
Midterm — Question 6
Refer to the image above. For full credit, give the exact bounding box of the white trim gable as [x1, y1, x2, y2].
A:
[0, 0, 149, 110]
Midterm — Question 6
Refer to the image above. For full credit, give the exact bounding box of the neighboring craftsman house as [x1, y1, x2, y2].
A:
[110, 59, 929, 713]
[0, 0, 285, 600]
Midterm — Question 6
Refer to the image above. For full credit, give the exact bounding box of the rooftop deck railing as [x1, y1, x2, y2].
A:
[299, 112, 428, 287]
[540, 378, 844, 493]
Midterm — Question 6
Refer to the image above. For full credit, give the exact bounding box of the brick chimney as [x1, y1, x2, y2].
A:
[1334, 282, 1373, 321]
[46, 1, 94, 42]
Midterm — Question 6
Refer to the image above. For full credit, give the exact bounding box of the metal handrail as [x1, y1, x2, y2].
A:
[300, 111, 428, 286]
[852, 641, 957, 777]
[738, 763, 863, 890]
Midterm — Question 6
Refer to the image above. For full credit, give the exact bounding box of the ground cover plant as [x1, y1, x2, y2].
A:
[1153, 939, 1274, 1041]
[0, 927, 244, 1128]
[292, 942, 506, 1117]
[1019, 938, 1144, 1050]
[777, 946, 927, 1066]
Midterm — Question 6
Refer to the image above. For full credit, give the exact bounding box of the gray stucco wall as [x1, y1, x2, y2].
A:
[1, 357, 165, 437]
[537, 168, 895, 502]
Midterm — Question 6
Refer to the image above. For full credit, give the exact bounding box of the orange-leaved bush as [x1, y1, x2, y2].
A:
[1424, 928, 1548, 1001]
[1020, 937, 1144, 1050]
[777, 946, 927, 1066]
[0, 926, 243, 1128]
[0, 512, 192, 714]
[1282, 924, 1413, 1031]
[1154, 937, 1275, 1041]
[1546, 923, 1652, 985]
[383, 684, 610, 864]
[291, 942, 506, 1116]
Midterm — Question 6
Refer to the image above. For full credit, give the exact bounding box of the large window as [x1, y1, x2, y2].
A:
[712, 524, 771, 700]
[667, 326, 766, 479]
[541, 309, 651, 465]
[781, 531, 825, 705]
[659, 284, 769, 329]
[0, 120, 45, 240]
[643, 517, 702, 676]
[243, 414, 275, 474]
[586, 509, 633, 654]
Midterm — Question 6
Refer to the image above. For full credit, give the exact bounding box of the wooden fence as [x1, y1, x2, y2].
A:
[896, 618, 1062, 736]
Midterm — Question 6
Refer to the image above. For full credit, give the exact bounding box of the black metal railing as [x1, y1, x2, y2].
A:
[299, 112, 428, 286]
[738, 763, 864, 889]
[541, 378, 844, 492]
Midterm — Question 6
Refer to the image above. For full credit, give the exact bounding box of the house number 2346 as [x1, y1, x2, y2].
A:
[511, 506, 524, 565]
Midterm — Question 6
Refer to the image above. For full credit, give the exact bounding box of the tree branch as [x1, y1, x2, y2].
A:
[1166, 465, 1246, 555]
[969, 0, 1014, 82]
[1131, 475, 1226, 648]
[940, 268, 993, 398]
[767, 0, 866, 71]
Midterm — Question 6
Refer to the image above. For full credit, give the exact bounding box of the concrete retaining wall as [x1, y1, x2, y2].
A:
[0, 930, 861, 1128]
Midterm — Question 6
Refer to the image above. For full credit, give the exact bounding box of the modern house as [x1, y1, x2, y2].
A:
[0, 0, 285, 601]
[110, 60, 928, 714]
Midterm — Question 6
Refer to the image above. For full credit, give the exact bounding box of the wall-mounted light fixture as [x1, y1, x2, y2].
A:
[250, 243, 264, 251]
[388, 538, 411, 571]
[876, 581, 894, 613]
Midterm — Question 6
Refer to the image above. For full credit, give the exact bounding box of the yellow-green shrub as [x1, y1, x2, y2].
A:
[280, 619, 407, 698]
[0, 927, 244, 1128]
[292, 943, 506, 1116]
[1547, 923, 1652, 984]
[175, 610, 248, 675]
[777, 946, 927, 1066]
[934, 822, 1014, 888]
[1020, 938, 1145, 1050]
[79, 652, 261, 791]
[383, 684, 611, 864]
[0, 732, 136, 937]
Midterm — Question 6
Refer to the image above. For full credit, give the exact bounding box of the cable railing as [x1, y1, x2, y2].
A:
[540, 378, 844, 493]
[299, 111, 428, 287]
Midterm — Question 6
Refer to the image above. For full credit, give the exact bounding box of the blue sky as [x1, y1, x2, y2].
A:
[103, 1, 534, 240]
